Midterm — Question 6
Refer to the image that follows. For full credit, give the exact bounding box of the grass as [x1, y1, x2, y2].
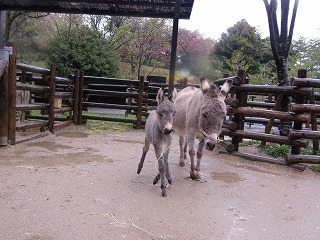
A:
[239, 140, 261, 147]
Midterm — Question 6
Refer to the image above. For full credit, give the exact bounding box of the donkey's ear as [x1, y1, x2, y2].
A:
[200, 77, 210, 92]
[169, 88, 177, 102]
[220, 79, 233, 99]
[156, 87, 165, 105]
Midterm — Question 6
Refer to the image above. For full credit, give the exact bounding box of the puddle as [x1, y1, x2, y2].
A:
[113, 139, 144, 145]
[55, 131, 89, 138]
[212, 172, 245, 184]
[235, 164, 280, 176]
[29, 141, 73, 151]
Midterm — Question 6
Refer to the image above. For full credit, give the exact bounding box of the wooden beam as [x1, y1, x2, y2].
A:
[285, 154, 320, 164]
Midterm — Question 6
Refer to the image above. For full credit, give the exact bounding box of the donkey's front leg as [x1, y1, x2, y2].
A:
[137, 137, 150, 174]
[187, 135, 198, 180]
[154, 148, 167, 197]
[195, 139, 205, 178]
[163, 148, 172, 185]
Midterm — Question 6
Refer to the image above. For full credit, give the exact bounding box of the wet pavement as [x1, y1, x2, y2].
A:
[0, 125, 320, 240]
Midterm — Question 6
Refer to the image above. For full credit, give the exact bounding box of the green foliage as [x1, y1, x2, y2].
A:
[210, 20, 263, 76]
[239, 140, 261, 147]
[259, 144, 290, 158]
[46, 25, 119, 77]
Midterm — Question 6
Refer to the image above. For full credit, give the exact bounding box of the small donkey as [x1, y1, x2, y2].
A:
[137, 87, 177, 197]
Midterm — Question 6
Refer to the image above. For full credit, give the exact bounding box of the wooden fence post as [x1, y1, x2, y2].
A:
[231, 70, 247, 151]
[73, 70, 80, 125]
[7, 43, 17, 145]
[78, 71, 84, 125]
[0, 61, 8, 146]
[136, 76, 144, 129]
[48, 64, 56, 133]
[291, 69, 307, 154]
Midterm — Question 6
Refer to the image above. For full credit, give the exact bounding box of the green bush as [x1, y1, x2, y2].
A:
[260, 144, 290, 158]
[47, 26, 119, 77]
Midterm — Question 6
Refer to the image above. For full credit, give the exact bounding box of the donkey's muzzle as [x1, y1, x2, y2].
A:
[206, 141, 216, 151]
[164, 128, 172, 135]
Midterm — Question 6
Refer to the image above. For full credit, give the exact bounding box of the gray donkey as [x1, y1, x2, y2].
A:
[137, 87, 177, 197]
[173, 77, 233, 180]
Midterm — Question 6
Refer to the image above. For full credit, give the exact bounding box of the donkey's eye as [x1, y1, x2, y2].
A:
[203, 114, 207, 119]
[172, 113, 175, 117]
[158, 113, 163, 117]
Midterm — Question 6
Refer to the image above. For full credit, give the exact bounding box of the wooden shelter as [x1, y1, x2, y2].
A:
[0, 0, 195, 90]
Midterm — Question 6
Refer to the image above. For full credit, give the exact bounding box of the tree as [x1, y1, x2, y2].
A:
[114, 18, 171, 79]
[177, 28, 214, 76]
[263, 0, 299, 135]
[210, 20, 263, 76]
[47, 21, 119, 77]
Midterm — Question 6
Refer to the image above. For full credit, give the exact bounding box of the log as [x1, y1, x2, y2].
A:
[84, 76, 141, 87]
[247, 101, 275, 108]
[230, 84, 314, 97]
[285, 154, 320, 164]
[223, 120, 237, 131]
[0, 64, 8, 146]
[48, 64, 56, 134]
[55, 92, 73, 99]
[289, 129, 320, 139]
[83, 115, 144, 125]
[41, 107, 72, 115]
[16, 82, 49, 93]
[16, 62, 50, 75]
[16, 103, 48, 111]
[83, 102, 146, 111]
[289, 103, 320, 113]
[7, 43, 17, 145]
[225, 97, 239, 107]
[83, 89, 146, 98]
[15, 133, 49, 144]
[219, 150, 306, 171]
[244, 117, 280, 126]
[218, 140, 234, 152]
[291, 77, 320, 88]
[214, 75, 242, 86]
[54, 120, 73, 129]
[222, 129, 308, 148]
[231, 107, 311, 123]
[16, 121, 48, 131]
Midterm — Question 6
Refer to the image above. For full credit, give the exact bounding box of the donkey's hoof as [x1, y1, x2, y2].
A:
[167, 177, 173, 185]
[137, 167, 141, 174]
[190, 170, 200, 180]
[161, 186, 167, 197]
[153, 174, 160, 185]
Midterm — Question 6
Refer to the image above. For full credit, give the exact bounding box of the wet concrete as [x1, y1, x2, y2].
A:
[0, 125, 320, 240]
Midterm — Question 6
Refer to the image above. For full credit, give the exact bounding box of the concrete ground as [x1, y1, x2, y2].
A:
[0, 125, 319, 240]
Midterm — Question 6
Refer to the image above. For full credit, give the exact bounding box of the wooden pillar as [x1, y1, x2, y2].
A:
[291, 69, 307, 154]
[168, 0, 181, 96]
[0, 11, 5, 48]
[7, 43, 17, 145]
[73, 70, 80, 125]
[136, 76, 144, 129]
[78, 71, 84, 125]
[48, 64, 56, 134]
[0, 61, 8, 146]
[231, 70, 247, 151]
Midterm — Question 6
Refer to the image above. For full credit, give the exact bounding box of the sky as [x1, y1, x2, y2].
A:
[180, 0, 320, 40]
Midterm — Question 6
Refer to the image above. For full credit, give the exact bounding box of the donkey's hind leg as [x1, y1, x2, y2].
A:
[179, 136, 186, 167]
[137, 137, 150, 174]
[163, 148, 172, 185]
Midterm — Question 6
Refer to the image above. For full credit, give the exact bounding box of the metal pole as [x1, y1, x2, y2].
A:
[168, 0, 181, 96]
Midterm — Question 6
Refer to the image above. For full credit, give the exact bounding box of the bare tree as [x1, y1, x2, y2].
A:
[263, 0, 299, 135]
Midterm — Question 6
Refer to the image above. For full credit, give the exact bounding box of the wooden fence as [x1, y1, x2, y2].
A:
[0, 44, 319, 169]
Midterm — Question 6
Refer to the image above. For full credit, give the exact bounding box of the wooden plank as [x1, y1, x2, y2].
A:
[285, 154, 320, 164]
[16, 121, 48, 131]
[16, 103, 48, 111]
[16, 62, 50, 75]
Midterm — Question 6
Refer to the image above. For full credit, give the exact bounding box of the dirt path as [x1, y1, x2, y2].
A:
[1, 125, 320, 240]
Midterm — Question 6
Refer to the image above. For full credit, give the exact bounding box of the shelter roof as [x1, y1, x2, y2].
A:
[0, 0, 194, 19]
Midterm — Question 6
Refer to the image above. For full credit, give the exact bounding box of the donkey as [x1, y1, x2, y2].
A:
[173, 77, 233, 180]
[137, 87, 177, 197]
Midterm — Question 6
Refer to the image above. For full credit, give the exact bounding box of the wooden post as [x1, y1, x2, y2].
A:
[78, 71, 84, 125]
[136, 76, 144, 129]
[7, 43, 17, 145]
[48, 64, 56, 134]
[291, 69, 307, 154]
[0, 61, 8, 146]
[73, 70, 80, 125]
[231, 70, 246, 151]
